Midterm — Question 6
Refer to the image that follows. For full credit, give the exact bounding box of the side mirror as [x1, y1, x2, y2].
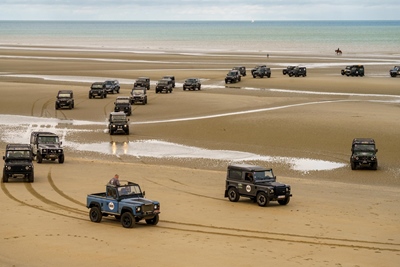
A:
[60, 141, 62, 145]
[376, 149, 378, 153]
[2, 156, 5, 160]
[143, 191, 146, 197]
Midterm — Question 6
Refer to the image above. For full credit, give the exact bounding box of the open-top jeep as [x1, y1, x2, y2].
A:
[252, 66, 271, 78]
[225, 70, 241, 84]
[105, 80, 120, 94]
[130, 87, 148, 105]
[114, 96, 132, 116]
[87, 181, 160, 228]
[390, 66, 400, 77]
[224, 164, 292, 207]
[232, 66, 246, 76]
[288, 66, 307, 77]
[3, 144, 34, 183]
[89, 82, 107, 99]
[108, 112, 129, 135]
[55, 90, 74, 110]
[155, 79, 173, 93]
[183, 78, 201, 91]
[30, 132, 64, 164]
[282, 66, 296, 75]
[350, 138, 378, 170]
[134, 77, 150, 90]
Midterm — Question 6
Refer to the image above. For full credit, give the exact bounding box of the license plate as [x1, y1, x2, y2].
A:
[277, 195, 285, 199]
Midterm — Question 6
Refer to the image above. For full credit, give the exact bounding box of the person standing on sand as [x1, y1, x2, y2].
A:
[109, 174, 120, 186]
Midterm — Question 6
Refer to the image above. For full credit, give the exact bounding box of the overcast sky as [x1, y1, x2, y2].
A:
[0, 0, 399, 20]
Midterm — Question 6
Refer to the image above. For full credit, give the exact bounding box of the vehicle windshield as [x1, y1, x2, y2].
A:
[158, 81, 168, 86]
[111, 115, 127, 122]
[132, 89, 145, 95]
[105, 81, 114, 85]
[38, 136, 59, 144]
[91, 84, 103, 89]
[58, 93, 71, 98]
[253, 170, 274, 182]
[116, 98, 130, 104]
[186, 78, 196, 83]
[227, 71, 236, 76]
[118, 185, 142, 197]
[6, 150, 31, 159]
[353, 144, 375, 152]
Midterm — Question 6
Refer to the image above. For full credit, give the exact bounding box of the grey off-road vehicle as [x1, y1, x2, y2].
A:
[105, 80, 120, 94]
[390, 66, 400, 77]
[225, 70, 241, 84]
[224, 164, 292, 207]
[350, 138, 378, 170]
[114, 96, 132, 116]
[3, 144, 34, 183]
[162, 76, 175, 88]
[108, 112, 130, 135]
[252, 66, 271, 78]
[282, 66, 296, 75]
[30, 132, 64, 164]
[183, 78, 201, 91]
[155, 79, 173, 93]
[55, 90, 74, 110]
[134, 77, 151, 90]
[130, 87, 148, 105]
[89, 82, 107, 99]
[288, 66, 307, 77]
[232, 66, 246, 76]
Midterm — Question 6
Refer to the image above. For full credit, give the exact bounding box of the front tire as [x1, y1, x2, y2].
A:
[89, 206, 102, 223]
[145, 214, 159, 225]
[58, 154, 65, 164]
[28, 173, 34, 183]
[36, 153, 43, 163]
[121, 212, 135, 228]
[278, 196, 290, 205]
[256, 192, 269, 207]
[2, 171, 8, 183]
[227, 187, 240, 202]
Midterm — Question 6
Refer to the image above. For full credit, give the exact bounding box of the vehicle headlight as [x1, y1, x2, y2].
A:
[58, 149, 62, 153]
[7, 166, 11, 170]
[124, 124, 127, 127]
[269, 189, 274, 194]
[42, 149, 47, 153]
[355, 156, 359, 160]
[136, 206, 141, 212]
[25, 166, 30, 170]
[112, 125, 116, 128]
[154, 204, 159, 210]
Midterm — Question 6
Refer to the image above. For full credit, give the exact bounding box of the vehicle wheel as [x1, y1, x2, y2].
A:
[303, 74, 306, 77]
[351, 161, 356, 170]
[145, 214, 159, 225]
[391, 73, 396, 77]
[252, 75, 256, 78]
[69, 103, 72, 109]
[198, 85, 201, 90]
[55, 105, 59, 110]
[238, 77, 241, 81]
[89, 206, 102, 223]
[126, 129, 129, 135]
[72, 103, 74, 108]
[89, 94, 92, 99]
[278, 196, 290, 205]
[289, 73, 293, 77]
[267, 74, 271, 78]
[227, 187, 240, 202]
[183, 87, 186, 91]
[121, 212, 135, 228]
[256, 192, 269, 207]
[37, 153, 43, 163]
[101, 94, 104, 99]
[2, 171, 8, 183]
[371, 162, 378, 170]
[28, 173, 34, 183]
[58, 154, 65, 164]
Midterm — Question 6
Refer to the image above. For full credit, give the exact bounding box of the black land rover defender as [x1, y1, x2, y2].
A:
[183, 78, 201, 90]
[30, 132, 64, 164]
[55, 90, 74, 110]
[341, 65, 364, 77]
[3, 144, 34, 183]
[225, 70, 241, 84]
[134, 77, 151, 90]
[130, 87, 148, 105]
[162, 76, 175, 88]
[288, 66, 307, 77]
[350, 138, 378, 170]
[108, 112, 130, 135]
[252, 66, 271, 78]
[390, 66, 400, 77]
[89, 82, 107, 99]
[224, 164, 292, 207]
[114, 96, 132, 116]
[282, 66, 296, 75]
[105, 80, 120, 94]
[232, 66, 246, 76]
[155, 79, 173, 93]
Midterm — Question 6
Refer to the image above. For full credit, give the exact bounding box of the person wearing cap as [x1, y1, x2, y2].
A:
[109, 174, 120, 186]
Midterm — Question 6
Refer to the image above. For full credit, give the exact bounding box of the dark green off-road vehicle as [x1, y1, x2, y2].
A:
[350, 138, 378, 170]
[3, 144, 34, 183]
[224, 164, 292, 207]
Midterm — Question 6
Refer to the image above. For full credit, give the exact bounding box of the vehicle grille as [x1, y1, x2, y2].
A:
[275, 186, 286, 196]
[142, 203, 153, 213]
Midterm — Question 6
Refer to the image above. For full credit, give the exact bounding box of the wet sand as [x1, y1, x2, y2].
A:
[0, 46, 399, 266]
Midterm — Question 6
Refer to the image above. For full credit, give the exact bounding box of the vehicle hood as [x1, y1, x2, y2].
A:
[120, 197, 158, 205]
[255, 181, 286, 188]
[5, 160, 33, 165]
[38, 144, 61, 149]
[353, 152, 375, 157]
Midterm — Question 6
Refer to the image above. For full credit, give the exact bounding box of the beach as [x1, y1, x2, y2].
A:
[0, 43, 400, 267]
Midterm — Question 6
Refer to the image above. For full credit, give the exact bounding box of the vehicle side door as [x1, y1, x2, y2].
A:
[238, 171, 256, 197]
[103, 186, 119, 214]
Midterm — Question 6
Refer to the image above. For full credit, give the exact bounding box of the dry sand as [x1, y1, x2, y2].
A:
[0, 46, 399, 267]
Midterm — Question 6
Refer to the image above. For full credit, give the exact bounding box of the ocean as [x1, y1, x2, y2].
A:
[0, 20, 399, 55]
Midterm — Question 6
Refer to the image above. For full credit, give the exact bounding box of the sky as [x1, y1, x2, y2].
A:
[0, 0, 399, 20]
